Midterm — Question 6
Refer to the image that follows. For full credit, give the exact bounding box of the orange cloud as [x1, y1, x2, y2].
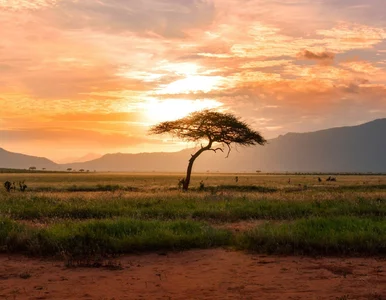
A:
[297, 50, 335, 62]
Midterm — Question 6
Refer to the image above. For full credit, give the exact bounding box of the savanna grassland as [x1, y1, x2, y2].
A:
[1, 172, 386, 258]
[2, 172, 386, 300]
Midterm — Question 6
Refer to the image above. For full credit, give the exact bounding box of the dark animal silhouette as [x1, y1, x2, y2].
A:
[4, 180, 28, 192]
[235, 176, 239, 183]
[19, 181, 27, 192]
[326, 176, 331, 182]
[199, 180, 205, 190]
[4, 181, 11, 192]
[178, 178, 185, 190]
[318, 177, 322, 183]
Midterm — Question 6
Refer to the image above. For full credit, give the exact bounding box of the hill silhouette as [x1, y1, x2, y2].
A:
[1, 119, 385, 172]
[0, 148, 59, 170]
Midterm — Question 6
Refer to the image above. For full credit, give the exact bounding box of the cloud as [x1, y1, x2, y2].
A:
[39, 0, 215, 38]
[0, 0, 57, 11]
[297, 50, 335, 62]
[49, 112, 143, 123]
[316, 23, 386, 51]
[1, 127, 162, 147]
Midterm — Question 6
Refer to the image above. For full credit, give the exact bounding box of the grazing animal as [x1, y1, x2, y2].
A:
[318, 177, 322, 183]
[199, 180, 205, 190]
[19, 181, 27, 192]
[178, 178, 185, 190]
[330, 177, 337, 182]
[326, 176, 331, 182]
[4, 181, 12, 192]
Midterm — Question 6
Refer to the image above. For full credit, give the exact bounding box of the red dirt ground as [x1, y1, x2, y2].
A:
[1, 249, 386, 300]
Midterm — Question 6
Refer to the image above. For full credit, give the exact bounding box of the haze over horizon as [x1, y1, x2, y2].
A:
[1, 0, 385, 162]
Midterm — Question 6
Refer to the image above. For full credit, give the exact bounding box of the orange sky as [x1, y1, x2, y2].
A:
[1, 0, 385, 162]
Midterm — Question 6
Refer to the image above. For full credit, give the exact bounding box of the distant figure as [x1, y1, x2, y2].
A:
[19, 181, 27, 192]
[326, 176, 331, 182]
[4, 181, 11, 192]
[178, 178, 185, 190]
[330, 177, 337, 182]
[318, 177, 322, 183]
[199, 180, 205, 190]
[288, 178, 291, 184]
[235, 176, 239, 183]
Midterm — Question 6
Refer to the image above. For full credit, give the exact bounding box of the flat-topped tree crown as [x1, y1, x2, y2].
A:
[149, 110, 267, 190]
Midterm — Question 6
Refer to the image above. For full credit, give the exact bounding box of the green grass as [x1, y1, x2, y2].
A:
[239, 217, 386, 255]
[3, 216, 386, 257]
[1, 193, 386, 221]
[1, 173, 386, 257]
[0, 217, 231, 256]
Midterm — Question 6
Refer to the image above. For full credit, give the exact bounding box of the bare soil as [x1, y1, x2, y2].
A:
[1, 250, 386, 300]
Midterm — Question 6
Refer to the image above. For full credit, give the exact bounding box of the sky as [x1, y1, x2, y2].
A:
[0, 0, 385, 162]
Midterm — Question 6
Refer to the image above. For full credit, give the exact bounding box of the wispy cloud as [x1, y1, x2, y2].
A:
[297, 50, 335, 62]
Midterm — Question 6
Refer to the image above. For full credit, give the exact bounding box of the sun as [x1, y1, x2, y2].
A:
[142, 99, 223, 123]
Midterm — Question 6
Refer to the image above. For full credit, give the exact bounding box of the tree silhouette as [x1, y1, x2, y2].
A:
[149, 110, 266, 190]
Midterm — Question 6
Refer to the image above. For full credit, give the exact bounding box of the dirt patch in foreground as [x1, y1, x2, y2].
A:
[1, 249, 385, 300]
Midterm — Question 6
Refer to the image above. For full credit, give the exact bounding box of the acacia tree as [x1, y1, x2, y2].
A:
[149, 110, 267, 191]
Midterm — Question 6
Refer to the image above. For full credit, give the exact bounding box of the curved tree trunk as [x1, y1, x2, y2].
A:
[183, 157, 196, 191]
[182, 142, 212, 191]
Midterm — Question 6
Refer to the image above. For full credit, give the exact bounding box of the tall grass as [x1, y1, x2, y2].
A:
[3, 216, 386, 256]
[0, 217, 231, 256]
[1, 193, 386, 221]
[239, 217, 386, 255]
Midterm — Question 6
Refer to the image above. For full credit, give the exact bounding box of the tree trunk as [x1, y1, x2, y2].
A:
[182, 142, 211, 191]
[183, 156, 196, 191]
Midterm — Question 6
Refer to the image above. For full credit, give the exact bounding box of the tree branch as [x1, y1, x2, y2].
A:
[210, 147, 224, 153]
[225, 143, 231, 158]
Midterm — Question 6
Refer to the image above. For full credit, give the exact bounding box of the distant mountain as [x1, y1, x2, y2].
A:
[61, 151, 189, 172]
[63, 118, 386, 173]
[0, 148, 59, 170]
[56, 153, 102, 164]
[1, 118, 386, 172]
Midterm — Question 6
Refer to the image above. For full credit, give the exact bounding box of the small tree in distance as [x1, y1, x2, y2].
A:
[149, 110, 267, 191]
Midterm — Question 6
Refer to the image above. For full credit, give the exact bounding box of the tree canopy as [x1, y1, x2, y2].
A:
[149, 110, 267, 190]
[150, 110, 266, 156]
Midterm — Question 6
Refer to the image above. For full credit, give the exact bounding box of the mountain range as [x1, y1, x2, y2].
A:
[1, 118, 385, 173]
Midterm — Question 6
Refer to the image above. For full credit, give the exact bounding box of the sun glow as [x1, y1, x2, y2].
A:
[143, 99, 223, 123]
[158, 76, 224, 94]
